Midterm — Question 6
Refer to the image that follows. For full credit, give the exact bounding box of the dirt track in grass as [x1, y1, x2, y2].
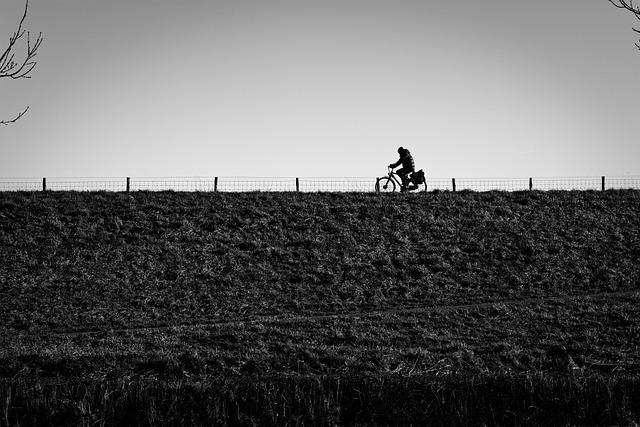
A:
[44, 289, 640, 337]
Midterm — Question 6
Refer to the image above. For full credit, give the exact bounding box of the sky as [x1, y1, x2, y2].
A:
[1, 0, 639, 179]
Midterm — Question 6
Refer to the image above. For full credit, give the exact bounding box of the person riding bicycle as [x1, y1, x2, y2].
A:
[388, 147, 415, 189]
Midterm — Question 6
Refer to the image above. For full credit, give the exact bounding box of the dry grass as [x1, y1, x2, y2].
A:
[1, 190, 639, 425]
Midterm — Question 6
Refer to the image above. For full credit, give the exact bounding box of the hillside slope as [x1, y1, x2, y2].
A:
[1, 190, 640, 425]
[1, 190, 639, 332]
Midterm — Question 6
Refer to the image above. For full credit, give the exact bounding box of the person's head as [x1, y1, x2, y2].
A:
[397, 146, 404, 154]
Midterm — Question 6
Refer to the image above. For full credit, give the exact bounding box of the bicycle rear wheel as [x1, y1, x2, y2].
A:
[375, 177, 396, 193]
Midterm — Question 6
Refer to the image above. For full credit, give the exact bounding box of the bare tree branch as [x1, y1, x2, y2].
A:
[609, 0, 640, 50]
[0, 106, 28, 126]
[1, 0, 43, 125]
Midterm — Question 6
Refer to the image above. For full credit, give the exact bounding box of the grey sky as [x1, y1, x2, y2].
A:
[1, 0, 639, 178]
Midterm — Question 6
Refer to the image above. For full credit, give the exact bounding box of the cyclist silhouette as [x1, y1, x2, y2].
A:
[388, 147, 415, 189]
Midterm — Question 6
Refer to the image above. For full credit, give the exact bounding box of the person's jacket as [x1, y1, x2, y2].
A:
[391, 149, 415, 171]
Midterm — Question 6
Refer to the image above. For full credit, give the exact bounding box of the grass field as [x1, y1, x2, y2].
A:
[1, 190, 639, 425]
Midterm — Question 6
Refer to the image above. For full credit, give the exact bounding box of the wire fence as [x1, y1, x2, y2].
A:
[0, 176, 639, 192]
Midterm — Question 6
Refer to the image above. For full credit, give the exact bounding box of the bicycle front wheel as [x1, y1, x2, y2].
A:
[375, 177, 396, 193]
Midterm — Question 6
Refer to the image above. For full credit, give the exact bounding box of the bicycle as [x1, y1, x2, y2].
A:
[375, 167, 427, 193]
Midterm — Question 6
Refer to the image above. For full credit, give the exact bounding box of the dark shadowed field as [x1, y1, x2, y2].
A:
[1, 190, 639, 425]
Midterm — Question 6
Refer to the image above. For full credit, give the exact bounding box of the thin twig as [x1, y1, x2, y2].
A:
[609, 0, 640, 50]
[1, 0, 42, 125]
[0, 106, 29, 126]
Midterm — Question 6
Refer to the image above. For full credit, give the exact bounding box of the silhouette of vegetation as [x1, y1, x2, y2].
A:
[610, 0, 640, 50]
[1, 0, 43, 125]
[2, 373, 640, 426]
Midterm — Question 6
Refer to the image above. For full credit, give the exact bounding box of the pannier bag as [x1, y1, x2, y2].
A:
[411, 170, 425, 185]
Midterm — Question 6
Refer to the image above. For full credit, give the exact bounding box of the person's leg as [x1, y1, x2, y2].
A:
[397, 167, 409, 187]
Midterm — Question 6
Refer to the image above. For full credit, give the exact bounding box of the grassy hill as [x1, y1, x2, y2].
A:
[1, 190, 639, 425]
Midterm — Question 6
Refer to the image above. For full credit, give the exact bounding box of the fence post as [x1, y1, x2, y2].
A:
[602, 176, 605, 191]
[126, 177, 130, 192]
[42, 177, 46, 192]
[529, 177, 533, 191]
[214, 177, 218, 192]
[296, 177, 300, 192]
[452, 178, 456, 192]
